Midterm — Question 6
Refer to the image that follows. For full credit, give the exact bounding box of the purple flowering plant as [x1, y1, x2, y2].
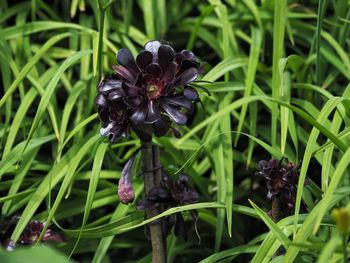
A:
[256, 158, 305, 221]
[95, 40, 203, 143]
[95, 40, 205, 260]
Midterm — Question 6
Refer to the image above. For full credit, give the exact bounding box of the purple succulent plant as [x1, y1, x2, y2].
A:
[1, 217, 62, 250]
[256, 158, 302, 217]
[95, 40, 203, 143]
[19, 220, 63, 244]
[138, 173, 199, 240]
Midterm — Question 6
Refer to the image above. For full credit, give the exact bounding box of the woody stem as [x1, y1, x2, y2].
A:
[271, 197, 281, 222]
[141, 141, 166, 263]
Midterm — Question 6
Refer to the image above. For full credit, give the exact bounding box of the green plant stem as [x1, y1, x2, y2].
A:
[142, 142, 166, 263]
[315, 0, 328, 86]
[97, 1, 105, 78]
[343, 234, 348, 263]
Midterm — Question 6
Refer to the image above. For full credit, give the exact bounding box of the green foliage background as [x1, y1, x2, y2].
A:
[0, 0, 350, 262]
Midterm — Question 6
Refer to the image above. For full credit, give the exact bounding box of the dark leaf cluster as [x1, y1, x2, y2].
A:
[137, 173, 199, 240]
[1, 218, 62, 251]
[256, 158, 302, 216]
[18, 220, 63, 245]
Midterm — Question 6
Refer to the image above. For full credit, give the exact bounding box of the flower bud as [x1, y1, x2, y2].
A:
[117, 150, 139, 204]
[332, 207, 350, 233]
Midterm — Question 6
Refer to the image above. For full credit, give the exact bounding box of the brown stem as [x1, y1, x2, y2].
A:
[271, 197, 280, 223]
[152, 145, 162, 186]
[142, 142, 166, 263]
[152, 145, 167, 249]
[272, 197, 284, 256]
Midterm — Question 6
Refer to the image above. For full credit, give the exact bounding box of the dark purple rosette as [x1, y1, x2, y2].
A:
[95, 40, 203, 143]
[1, 217, 63, 250]
[19, 220, 63, 244]
[256, 158, 303, 217]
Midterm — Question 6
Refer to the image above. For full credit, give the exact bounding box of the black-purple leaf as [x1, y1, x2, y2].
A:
[117, 48, 140, 75]
[108, 89, 126, 101]
[158, 45, 175, 70]
[162, 104, 188, 125]
[184, 87, 199, 101]
[98, 78, 122, 94]
[130, 103, 148, 123]
[146, 100, 161, 123]
[146, 63, 162, 78]
[161, 97, 193, 112]
[95, 94, 107, 106]
[174, 67, 198, 86]
[136, 50, 153, 71]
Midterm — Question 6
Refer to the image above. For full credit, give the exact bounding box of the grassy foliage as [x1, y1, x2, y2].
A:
[0, 0, 350, 262]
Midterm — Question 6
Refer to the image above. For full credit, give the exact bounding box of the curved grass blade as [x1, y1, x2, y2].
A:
[235, 27, 262, 145]
[249, 200, 290, 249]
[175, 96, 347, 153]
[36, 134, 101, 243]
[199, 244, 258, 263]
[69, 142, 109, 257]
[21, 49, 92, 157]
[271, 0, 287, 148]
[0, 32, 71, 108]
[0, 135, 55, 181]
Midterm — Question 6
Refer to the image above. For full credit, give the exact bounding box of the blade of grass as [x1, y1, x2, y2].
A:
[212, 142, 226, 251]
[314, 0, 329, 85]
[271, 0, 287, 148]
[22, 49, 92, 157]
[92, 184, 143, 263]
[175, 96, 347, 153]
[249, 200, 290, 249]
[293, 97, 348, 237]
[313, 146, 350, 233]
[0, 32, 71, 108]
[186, 5, 214, 50]
[37, 134, 101, 243]
[280, 65, 291, 155]
[199, 245, 259, 263]
[142, 0, 156, 39]
[235, 27, 262, 145]
[69, 142, 108, 257]
[0, 135, 55, 181]
[2, 148, 39, 216]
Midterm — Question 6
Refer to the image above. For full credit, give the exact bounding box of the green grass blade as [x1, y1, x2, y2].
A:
[199, 244, 259, 263]
[69, 141, 108, 256]
[0, 33, 71, 108]
[293, 97, 348, 236]
[37, 134, 101, 242]
[142, 0, 155, 39]
[235, 27, 262, 145]
[22, 49, 92, 155]
[313, 146, 350, 233]
[249, 200, 290, 249]
[271, 0, 287, 148]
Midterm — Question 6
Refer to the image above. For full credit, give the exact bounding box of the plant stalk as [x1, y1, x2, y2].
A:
[142, 142, 166, 263]
[97, 1, 105, 78]
[272, 197, 284, 256]
[343, 234, 348, 263]
[271, 197, 281, 222]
